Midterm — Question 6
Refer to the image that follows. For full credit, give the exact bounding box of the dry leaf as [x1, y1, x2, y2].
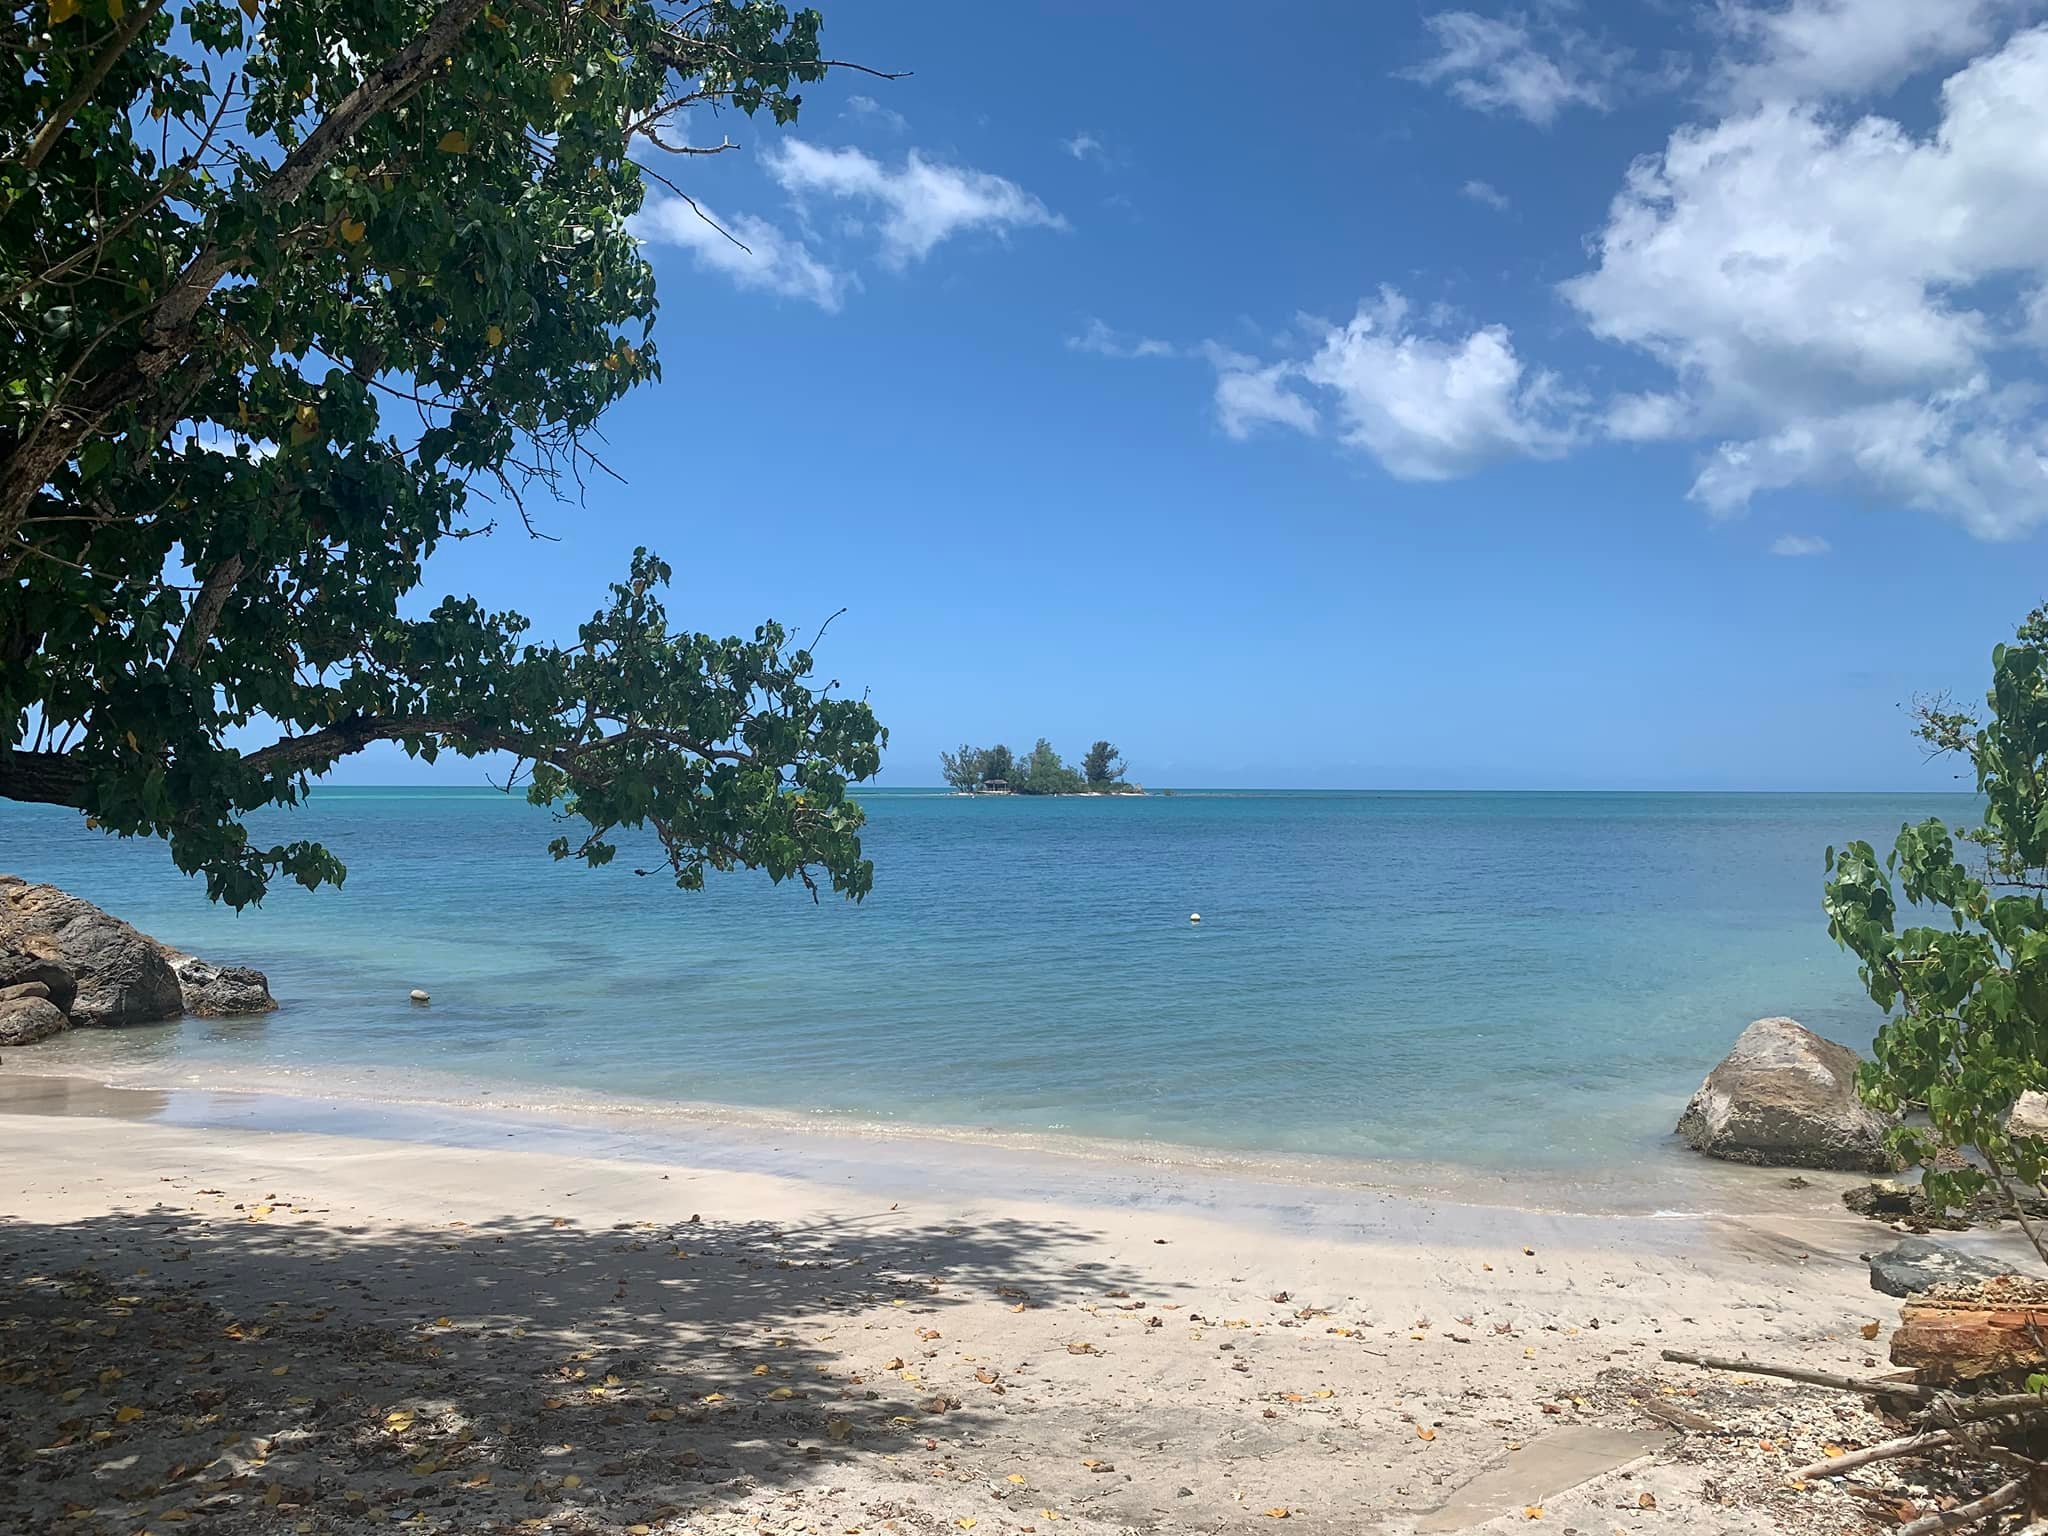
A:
[1416, 1427, 1436, 1442]
[1522, 1506, 1542, 1520]
[1638, 1493, 1657, 1510]
[1859, 1321, 1882, 1340]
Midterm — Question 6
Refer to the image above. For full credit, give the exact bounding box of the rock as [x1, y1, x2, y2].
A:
[0, 882, 183, 1026]
[0, 995, 67, 1046]
[1870, 1237, 2015, 1297]
[2010, 1090, 2048, 1141]
[1676, 1016, 1898, 1172]
[0, 980, 51, 1004]
[167, 952, 276, 1016]
[0, 950, 75, 1024]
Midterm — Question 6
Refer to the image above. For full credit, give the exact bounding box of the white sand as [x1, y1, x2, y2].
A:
[0, 1079, 2025, 1535]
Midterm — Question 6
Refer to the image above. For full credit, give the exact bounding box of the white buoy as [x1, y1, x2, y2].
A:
[1188, 912, 1202, 924]
[409, 988, 431, 1004]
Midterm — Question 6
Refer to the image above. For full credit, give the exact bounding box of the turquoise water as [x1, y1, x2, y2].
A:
[0, 788, 1973, 1172]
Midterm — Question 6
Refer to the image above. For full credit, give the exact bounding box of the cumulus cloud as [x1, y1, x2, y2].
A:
[1770, 533, 1832, 555]
[762, 140, 1065, 268]
[1709, 0, 2043, 104]
[1402, 9, 1628, 124]
[1159, 292, 1575, 475]
[1293, 290, 1576, 479]
[631, 196, 849, 311]
[1563, 25, 2048, 537]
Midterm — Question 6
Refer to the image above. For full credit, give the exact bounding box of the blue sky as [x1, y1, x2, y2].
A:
[348, 0, 2048, 790]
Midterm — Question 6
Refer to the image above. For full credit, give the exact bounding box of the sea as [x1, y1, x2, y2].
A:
[0, 787, 1974, 1182]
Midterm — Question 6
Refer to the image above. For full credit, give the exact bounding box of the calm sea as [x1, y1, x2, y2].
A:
[0, 788, 1973, 1175]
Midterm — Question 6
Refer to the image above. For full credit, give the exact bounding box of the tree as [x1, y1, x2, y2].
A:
[1824, 604, 2048, 1216]
[2, 1, 889, 908]
[983, 743, 1014, 784]
[1081, 739, 1125, 785]
[938, 745, 988, 792]
[1013, 737, 1083, 796]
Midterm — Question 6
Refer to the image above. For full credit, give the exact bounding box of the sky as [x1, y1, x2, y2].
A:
[344, 0, 2048, 791]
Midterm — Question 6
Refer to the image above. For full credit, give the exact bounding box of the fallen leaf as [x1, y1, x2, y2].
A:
[1416, 1427, 1436, 1442]
[115, 1405, 145, 1424]
[1081, 1458, 1114, 1473]
[1522, 1506, 1542, 1520]
[1859, 1321, 1882, 1340]
[1264, 1509, 1291, 1520]
[1638, 1493, 1657, 1510]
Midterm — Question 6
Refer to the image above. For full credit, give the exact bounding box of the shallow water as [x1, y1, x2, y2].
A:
[0, 787, 1971, 1176]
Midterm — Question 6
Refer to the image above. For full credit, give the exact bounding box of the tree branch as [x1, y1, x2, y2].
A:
[171, 553, 245, 670]
[19, 0, 168, 172]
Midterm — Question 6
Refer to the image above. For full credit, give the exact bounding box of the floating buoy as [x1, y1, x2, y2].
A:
[409, 988, 431, 1004]
[1189, 912, 1202, 924]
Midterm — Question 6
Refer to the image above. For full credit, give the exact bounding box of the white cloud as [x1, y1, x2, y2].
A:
[1709, 0, 2042, 105]
[631, 195, 849, 311]
[1564, 26, 2048, 537]
[1770, 533, 1832, 555]
[1461, 178, 1511, 210]
[1205, 347, 1320, 440]
[1605, 392, 1692, 442]
[762, 141, 1064, 268]
[1403, 9, 1627, 124]
[1068, 318, 1179, 359]
[843, 94, 908, 133]
[1063, 132, 1105, 161]
[1295, 289, 1577, 479]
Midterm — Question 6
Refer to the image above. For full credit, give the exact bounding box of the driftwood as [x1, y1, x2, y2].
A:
[1658, 1348, 1933, 1400]
[1665, 1293, 2048, 1534]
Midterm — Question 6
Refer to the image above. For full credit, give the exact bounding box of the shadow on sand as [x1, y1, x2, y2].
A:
[0, 1192, 1148, 1532]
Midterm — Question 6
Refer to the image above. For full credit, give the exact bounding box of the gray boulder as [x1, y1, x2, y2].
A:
[0, 995, 68, 1046]
[1676, 1016, 1898, 1172]
[0, 881, 183, 1025]
[168, 952, 276, 1016]
[1870, 1236, 2014, 1297]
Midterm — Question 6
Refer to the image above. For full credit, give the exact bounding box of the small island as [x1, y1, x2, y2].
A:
[940, 739, 1143, 795]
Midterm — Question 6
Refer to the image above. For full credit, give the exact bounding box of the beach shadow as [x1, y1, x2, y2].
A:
[0, 1197, 1144, 1531]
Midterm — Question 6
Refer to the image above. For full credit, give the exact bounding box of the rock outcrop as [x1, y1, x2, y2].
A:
[0, 874, 276, 1044]
[1676, 1016, 1898, 1171]
[1870, 1237, 2015, 1298]
[167, 952, 279, 1017]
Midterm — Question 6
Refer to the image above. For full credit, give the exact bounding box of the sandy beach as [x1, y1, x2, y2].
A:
[1, 1075, 2025, 1536]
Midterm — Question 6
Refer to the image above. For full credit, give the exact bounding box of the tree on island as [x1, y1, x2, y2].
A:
[1, 0, 887, 909]
[940, 738, 1133, 794]
[1824, 603, 2048, 1234]
[1082, 740, 1125, 786]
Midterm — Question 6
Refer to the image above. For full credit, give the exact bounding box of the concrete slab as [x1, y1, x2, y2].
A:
[1416, 1425, 1669, 1532]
